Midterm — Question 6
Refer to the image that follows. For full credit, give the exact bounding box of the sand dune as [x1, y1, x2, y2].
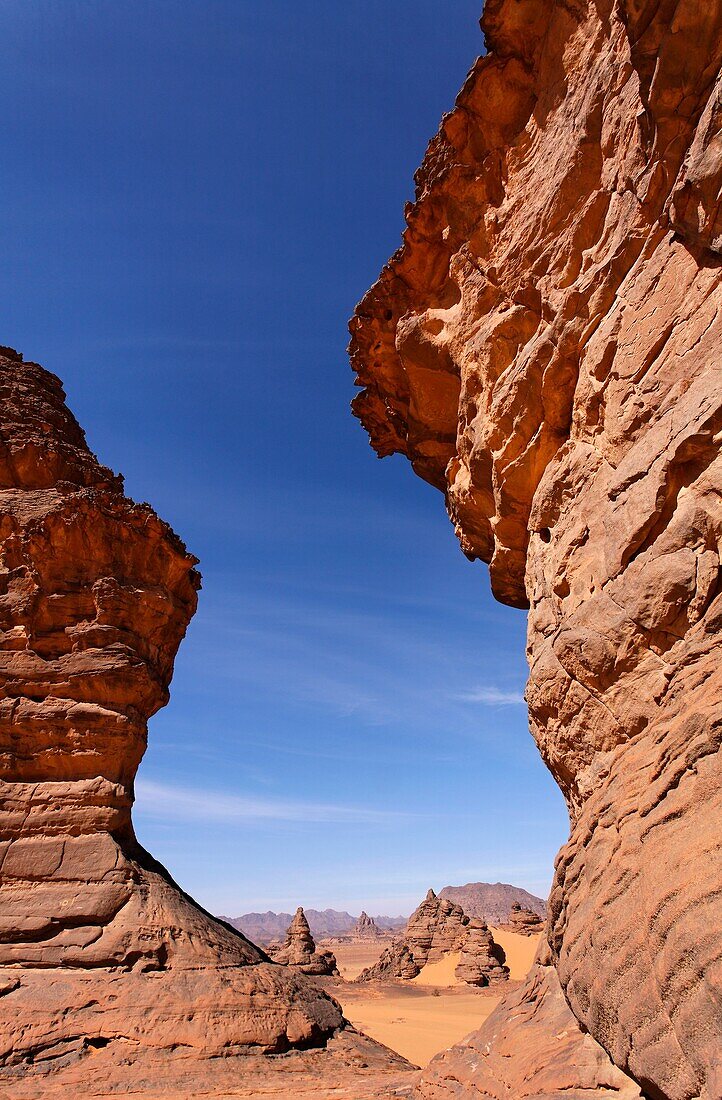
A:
[491, 927, 541, 980]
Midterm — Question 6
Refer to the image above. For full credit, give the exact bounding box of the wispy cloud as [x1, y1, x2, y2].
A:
[456, 685, 526, 707]
[135, 778, 411, 826]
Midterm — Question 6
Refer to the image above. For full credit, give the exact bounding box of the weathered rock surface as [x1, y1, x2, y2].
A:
[504, 901, 544, 936]
[350, 1, 722, 1096]
[454, 918, 508, 986]
[268, 907, 339, 976]
[357, 889, 507, 987]
[0, 351, 407, 1095]
[439, 880, 546, 923]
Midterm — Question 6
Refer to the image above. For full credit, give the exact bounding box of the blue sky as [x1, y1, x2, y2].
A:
[1, 1, 568, 915]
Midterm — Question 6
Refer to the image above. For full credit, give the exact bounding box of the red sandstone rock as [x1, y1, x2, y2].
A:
[0, 351, 408, 1095]
[350, 2, 722, 1096]
[268, 907, 339, 976]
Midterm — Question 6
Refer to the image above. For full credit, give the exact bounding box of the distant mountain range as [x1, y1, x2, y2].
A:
[439, 882, 546, 924]
[219, 883, 546, 945]
[219, 908, 407, 944]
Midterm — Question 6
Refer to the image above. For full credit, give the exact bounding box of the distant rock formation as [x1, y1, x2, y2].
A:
[505, 903, 544, 936]
[223, 908, 407, 944]
[354, 911, 383, 939]
[357, 889, 508, 987]
[269, 908, 339, 976]
[0, 351, 404, 1096]
[350, 0, 722, 1094]
[439, 882, 546, 924]
[358, 940, 421, 982]
[455, 919, 509, 987]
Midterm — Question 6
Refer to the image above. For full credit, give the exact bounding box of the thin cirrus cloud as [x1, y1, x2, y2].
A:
[135, 778, 412, 827]
[457, 685, 526, 706]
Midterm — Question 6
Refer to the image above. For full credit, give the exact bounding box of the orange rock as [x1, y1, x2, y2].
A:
[350, 2, 722, 1096]
[0, 351, 409, 1095]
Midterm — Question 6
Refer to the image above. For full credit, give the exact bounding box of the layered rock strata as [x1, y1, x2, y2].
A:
[0, 351, 403, 1095]
[268, 907, 339, 976]
[454, 918, 508, 986]
[350, 1, 722, 1096]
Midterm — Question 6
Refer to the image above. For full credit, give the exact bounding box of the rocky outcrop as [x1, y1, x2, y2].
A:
[454, 918, 508, 986]
[268, 907, 339, 976]
[357, 889, 507, 987]
[357, 940, 421, 982]
[505, 902, 544, 936]
[0, 351, 406, 1096]
[439, 880, 546, 923]
[350, 1, 722, 1096]
[354, 911, 383, 939]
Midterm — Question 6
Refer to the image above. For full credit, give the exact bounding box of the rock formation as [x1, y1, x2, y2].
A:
[0, 351, 407, 1097]
[353, 911, 383, 938]
[357, 939, 421, 982]
[454, 918, 509, 986]
[268, 907, 339, 976]
[357, 888, 507, 987]
[350, 1, 722, 1095]
[505, 901, 544, 936]
[439, 880, 546, 923]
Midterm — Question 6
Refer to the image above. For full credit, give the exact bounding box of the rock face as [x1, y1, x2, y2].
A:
[269, 907, 339, 976]
[0, 351, 407, 1096]
[439, 880, 546, 923]
[350, 2, 722, 1096]
[357, 889, 507, 987]
[505, 902, 544, 936]
[354, 911, 383, 938]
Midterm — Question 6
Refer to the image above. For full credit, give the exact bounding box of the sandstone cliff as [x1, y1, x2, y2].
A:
[350, 1, 722, 1096]
[0, 351, 409, 1098]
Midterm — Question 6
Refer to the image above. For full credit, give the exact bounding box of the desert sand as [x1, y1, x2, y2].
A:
[337, 981, 502, 1068]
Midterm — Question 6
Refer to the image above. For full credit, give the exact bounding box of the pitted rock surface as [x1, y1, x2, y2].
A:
[0, 351, 407, 1095]
[350, 1, 722, 1096]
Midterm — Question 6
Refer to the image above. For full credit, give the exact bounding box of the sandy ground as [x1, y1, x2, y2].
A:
[324, 930, 542, 1067]
[322, 939, 394, 981]
[335, 981, 502, 1068]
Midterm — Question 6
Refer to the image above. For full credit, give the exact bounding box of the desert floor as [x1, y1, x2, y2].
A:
[320, 929, 541, 1067]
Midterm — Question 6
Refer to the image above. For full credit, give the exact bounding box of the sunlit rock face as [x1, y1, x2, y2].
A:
[350, 2, 722, 1096]
[0, 350, 415, 1097]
